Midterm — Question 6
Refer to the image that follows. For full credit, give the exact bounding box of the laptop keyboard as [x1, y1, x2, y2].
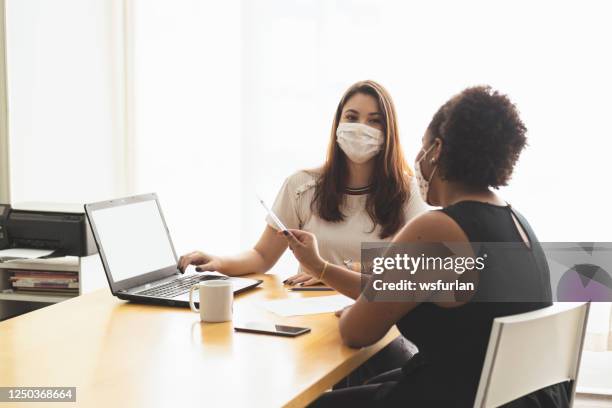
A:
[136, 274, 229, 298]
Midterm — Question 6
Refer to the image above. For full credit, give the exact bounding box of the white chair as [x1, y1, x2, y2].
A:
[474, 302, 590, 408]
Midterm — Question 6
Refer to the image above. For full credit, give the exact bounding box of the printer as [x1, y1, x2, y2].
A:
[0, 202, 97, 257]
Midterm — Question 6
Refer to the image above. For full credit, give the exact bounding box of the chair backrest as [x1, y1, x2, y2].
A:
[474, 302, 590, 408]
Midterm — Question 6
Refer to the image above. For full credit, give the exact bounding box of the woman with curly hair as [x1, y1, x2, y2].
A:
[282, 86, 569, 407]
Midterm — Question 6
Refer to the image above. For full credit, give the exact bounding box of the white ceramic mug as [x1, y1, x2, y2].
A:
[189, 280, 233, 322]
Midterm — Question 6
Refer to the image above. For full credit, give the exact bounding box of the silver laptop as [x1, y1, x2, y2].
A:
[84, 193, 261, 307]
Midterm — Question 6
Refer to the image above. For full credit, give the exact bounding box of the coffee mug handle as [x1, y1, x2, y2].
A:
[189, 284, 200, 313]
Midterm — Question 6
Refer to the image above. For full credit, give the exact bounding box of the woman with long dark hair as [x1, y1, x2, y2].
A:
[179, 80, 427, 383]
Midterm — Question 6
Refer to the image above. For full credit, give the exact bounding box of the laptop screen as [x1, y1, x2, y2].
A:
[89, 199, 177, 283]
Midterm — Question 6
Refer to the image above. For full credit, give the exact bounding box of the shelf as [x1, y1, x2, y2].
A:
[0, 257, 79, 272]
[0, 291, 75, 303]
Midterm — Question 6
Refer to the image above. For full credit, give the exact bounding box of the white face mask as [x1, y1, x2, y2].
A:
[336, 122, 384, 164]
[414, 143, 438, 205]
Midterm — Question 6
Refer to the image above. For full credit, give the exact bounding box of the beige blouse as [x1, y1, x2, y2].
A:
[266, 170, 428, 273]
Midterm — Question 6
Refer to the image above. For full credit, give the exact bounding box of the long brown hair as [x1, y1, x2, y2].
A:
[311, 80, 413, 239]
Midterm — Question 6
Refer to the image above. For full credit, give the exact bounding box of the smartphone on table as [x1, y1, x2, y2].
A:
[234, 322, 311, 337]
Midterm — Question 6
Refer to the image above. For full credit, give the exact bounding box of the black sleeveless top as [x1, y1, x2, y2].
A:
[391, 201, 569, 407]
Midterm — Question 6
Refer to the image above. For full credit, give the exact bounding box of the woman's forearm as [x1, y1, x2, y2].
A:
[220, 248, 273, 276]
[317, 262, 363, 299]
[221, 226, 288, 276]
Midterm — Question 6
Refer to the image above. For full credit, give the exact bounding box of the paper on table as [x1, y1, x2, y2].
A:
[0, 248, 56, 261]
[260, 294, 354, 317]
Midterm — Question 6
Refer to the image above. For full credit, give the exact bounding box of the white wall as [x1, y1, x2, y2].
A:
[129, 0, 242, 255]
[5, 0, 611, 253]
[241, 0, 612, 244]
[5, 0, 123, 204]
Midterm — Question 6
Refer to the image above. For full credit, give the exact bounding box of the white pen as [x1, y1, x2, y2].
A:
[256, 195, 289, 232]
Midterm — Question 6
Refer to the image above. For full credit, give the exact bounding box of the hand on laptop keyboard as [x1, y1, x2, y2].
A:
[178, 251, 222, 273]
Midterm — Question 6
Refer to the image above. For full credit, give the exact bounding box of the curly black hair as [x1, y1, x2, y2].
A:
[427, 86, 527, 188]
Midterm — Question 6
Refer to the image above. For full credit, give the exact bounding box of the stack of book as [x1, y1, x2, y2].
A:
[8, 270, 79, 296]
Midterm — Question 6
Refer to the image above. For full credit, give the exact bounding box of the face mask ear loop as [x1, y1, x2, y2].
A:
[418, 143, 436, 165]
[427, 163, 438, 184]
[420, 143, 439, 184]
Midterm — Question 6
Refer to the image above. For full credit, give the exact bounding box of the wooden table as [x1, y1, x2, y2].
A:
[0, 273, 399, 407]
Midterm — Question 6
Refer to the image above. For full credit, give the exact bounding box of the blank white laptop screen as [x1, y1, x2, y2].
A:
[90, 199, 177, 282]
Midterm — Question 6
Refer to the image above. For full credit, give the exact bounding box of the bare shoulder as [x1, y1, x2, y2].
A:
[394, 210, 469, 243]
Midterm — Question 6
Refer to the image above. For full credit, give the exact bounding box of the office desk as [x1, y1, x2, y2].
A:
[0, 273, 399, 407]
